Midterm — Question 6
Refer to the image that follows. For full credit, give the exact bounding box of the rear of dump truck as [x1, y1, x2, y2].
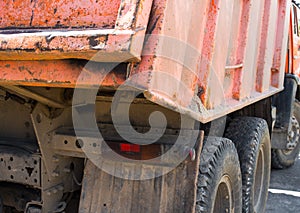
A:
[0, 0, 300, 212]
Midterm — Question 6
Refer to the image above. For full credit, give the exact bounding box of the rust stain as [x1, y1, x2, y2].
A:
[0, 34, 136, 61]
[0, 60, 126, 88]
[0, 0, 121, 29]
[0, 0, 153, 62]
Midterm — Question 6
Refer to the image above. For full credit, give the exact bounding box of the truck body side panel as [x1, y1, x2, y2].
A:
[1, 0, 121, 29]
[132, 0, 291, 123]
[0, 60, 126, 88]
[0, 0, 292, 122]
[0, 0, 153, 62]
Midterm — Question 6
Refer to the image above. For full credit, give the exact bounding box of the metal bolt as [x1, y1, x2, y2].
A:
[51, 172, 59, 177]
[189, 148, 196, 161]
[57, 185, 64, 191]
[63, 167, 71, 173]
[184, 147, 196, 161]
[52, 156, 59, 163]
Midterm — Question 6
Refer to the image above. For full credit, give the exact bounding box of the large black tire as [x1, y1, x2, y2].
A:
[271, 143, 300, 169]
[272, 101, 300, 169]
[196, 137, 242, 213]
[225, 117, 271, 213]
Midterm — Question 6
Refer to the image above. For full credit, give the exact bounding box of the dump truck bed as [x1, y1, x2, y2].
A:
[0, 0, 291, 123]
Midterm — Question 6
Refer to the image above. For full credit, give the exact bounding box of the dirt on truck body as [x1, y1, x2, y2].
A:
[0, 0, 300, 213]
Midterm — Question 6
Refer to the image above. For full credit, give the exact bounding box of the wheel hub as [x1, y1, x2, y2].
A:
[213, 175, 233, 213]
[286, 116, 300, 150]
[254, 147, 264, 211]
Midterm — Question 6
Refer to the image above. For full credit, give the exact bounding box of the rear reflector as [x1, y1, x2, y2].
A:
[120, 143, 140, 153]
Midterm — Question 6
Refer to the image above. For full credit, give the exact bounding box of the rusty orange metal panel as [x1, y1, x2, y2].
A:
[0, 0, 153, 62]
[0, 0, 292, 124]
[129, 0, 290, 123]
[131, 0, 210, 108]
[0, 61, 126, 88]
[272, 0, 292, 88]
[238, 0, 265, 99]
[0, 0, 120, 29]
[256, 0, 277, 93]
[290, 4, 300, 77]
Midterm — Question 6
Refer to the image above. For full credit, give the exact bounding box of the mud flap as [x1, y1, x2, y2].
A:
[78, 133, 203, 213]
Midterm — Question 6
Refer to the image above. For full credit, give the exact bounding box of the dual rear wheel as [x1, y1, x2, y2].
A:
[197, 117, 271, 213]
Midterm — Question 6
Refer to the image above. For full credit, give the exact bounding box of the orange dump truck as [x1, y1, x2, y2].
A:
[0, 0, 299, 213]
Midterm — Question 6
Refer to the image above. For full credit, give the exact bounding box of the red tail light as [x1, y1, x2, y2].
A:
[120, 143, 140, 153]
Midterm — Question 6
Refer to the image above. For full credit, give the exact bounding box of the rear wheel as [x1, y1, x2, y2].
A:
[225, 117, 271, 213]
[271, 145, 300, 169]
[196, 137, 242, 213]
[272, 101, 300, 169]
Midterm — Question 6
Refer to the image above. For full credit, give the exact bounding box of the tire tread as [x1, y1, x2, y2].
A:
[225, 117, 271, 213]
[196, 137, 242, 213]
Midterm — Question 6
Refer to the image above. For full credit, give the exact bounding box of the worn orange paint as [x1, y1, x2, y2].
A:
[256, 0, 272, 93]
[198, 0, 219, 106]
[133, 0, 290, 122]
[0, 33, 134, 61]
[272, 0, 290, 88]
[0, 0, 121, 29]
[0, 0, 292, 123]
[0, 0, 154, 62]
[0, 61, 126, 88]
[232, 0, 251, 100]
[290, 4, 300, 77]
